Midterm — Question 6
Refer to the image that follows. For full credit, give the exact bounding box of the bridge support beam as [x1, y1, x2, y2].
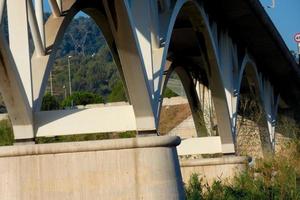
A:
[103, 0, 156, 132]
[34, 106, 137, 137]
[0, 34, 34, 140]
[5, 0, 35, 140]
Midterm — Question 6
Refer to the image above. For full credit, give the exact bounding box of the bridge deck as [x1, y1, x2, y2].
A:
[203, 0, 300, 106]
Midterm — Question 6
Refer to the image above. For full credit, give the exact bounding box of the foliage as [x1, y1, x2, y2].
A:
[185, 174, 204, 200]
[185, 140, 300, 200]
[107, 80, 127, 102]
[0, 120, 14, 146]
[49, 44, 123, 102]
[61, 91, 104, 108]
[276, 110, 300, 139]
[55, 15, 105, 58]
[35, 131, 136, 144]
[119, 131, 136, 138]
[41, 93, 60, 111]
[164, 87, 179, 98]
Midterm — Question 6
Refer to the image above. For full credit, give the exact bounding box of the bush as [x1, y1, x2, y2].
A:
[185, 174, 204, 200]
[185, 140, 300, 200]
[0, 120, 14, 146]
[164, 87, 179, 98]
[61, 91, 104, 108]
[41, 93, 60, 111]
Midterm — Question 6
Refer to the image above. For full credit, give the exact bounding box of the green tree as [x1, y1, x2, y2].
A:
[41, 93, 60, 111]
[107, 80, 127, 102]
[61, 91, 104, 108]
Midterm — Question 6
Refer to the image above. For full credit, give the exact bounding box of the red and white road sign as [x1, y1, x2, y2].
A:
[294, 33, 300, 43]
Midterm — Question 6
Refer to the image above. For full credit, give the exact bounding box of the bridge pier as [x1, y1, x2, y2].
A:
[0, 136, 184, 200]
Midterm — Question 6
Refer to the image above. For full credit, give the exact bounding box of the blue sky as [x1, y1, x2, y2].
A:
[45, 1, 299, 52]
[260, 0, 300, 52]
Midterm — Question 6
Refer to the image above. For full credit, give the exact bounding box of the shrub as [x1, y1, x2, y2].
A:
[185, 174, 204, 200]
[0, 120, 14, 146]
[61, 91, 104, 108]
[164, 87, 179, 98]
[41, 93, 60, 111]
[185, 140, 300, 200]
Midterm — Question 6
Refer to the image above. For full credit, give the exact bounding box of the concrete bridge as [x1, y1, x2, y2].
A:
[0, 0, 299, 199]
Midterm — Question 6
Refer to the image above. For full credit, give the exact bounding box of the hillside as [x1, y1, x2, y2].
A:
[45, 15, 127, 103]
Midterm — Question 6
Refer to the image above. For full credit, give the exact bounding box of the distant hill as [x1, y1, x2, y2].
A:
[55, 16, 106, 58]
[46, 15, 126, 103]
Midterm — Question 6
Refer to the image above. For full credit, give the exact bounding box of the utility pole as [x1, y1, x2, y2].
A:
[50, 71, 53, 96]
[68, 55, 72, 96]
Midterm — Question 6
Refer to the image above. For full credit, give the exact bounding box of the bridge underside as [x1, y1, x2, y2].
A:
[0, 0, 299, 156]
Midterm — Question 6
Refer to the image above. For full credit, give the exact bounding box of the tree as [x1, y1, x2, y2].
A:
[61, 91, 104, 108]
[107, 80, 127, 102]
[41, 93, 60, 111]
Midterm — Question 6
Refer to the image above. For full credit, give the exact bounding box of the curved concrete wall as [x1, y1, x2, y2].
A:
[180, 156, 249, 185]
[0, 136, 184, 200]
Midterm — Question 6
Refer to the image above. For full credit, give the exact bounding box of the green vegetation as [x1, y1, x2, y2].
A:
[107, 80, 127, 102]
[49, 46, 125, 104]
[0, 120, 13, 146]
[164, 87, 179, 98]
[61, 91, 104, 108]
[45, 16, 127, 104]
[185, 140, 300, 200]
[41, 93, 60, 111]
[35, 131, 136, 144]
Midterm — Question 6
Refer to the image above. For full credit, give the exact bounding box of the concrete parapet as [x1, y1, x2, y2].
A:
[180, 156, 249, 185]
[0, 136, 184, 200]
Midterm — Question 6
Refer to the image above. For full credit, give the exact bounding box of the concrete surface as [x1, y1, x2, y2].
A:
[180, 156, 249, 185]
[35, 105, 136, 137]
[177, 137, 222, 156]
[0, 136, 184, 200]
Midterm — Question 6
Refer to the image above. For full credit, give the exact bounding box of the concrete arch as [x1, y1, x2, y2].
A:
[157, 0, 234, 153]
[237, 55, 263, 98]
[236, 55, 273, 156]
[31, 0, 122, 111]
[159, 64, 208, 137]
[31, 0, 156, 132]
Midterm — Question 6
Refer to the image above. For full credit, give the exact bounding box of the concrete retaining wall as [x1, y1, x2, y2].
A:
[180, 156, 249, 185]
[0, 136, 184, 200]
[0, 113, 8, 121]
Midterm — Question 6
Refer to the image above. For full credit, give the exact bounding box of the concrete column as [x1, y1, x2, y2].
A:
[0, 0, 5, 23]
[56, 0, 62, 12]
[7, 0, 33, 107]
[35, 0, 46, 48]
[0, 33, 34, 140]
[196, 81, 215, 136]
[27, 0, 45, 56]
[103, 0, 156, 132]
[49, 0, 61, 18]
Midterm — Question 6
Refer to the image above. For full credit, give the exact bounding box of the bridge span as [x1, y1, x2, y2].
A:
[0, 0, 299, 199]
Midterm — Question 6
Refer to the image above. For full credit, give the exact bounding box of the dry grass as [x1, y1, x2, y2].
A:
[159, 104, 192, 135]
